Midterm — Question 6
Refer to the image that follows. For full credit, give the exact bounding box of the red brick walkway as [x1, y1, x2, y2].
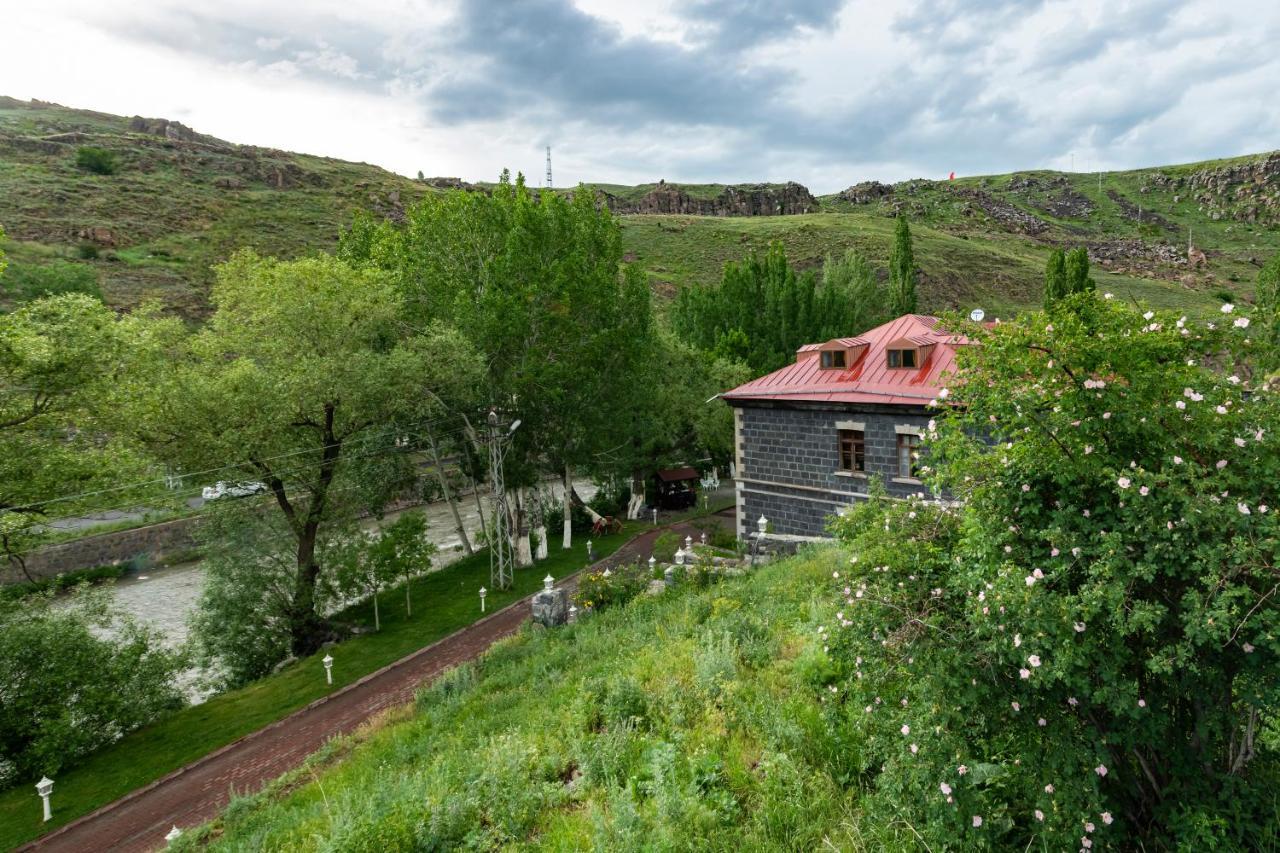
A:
[23, 513, 732, 852]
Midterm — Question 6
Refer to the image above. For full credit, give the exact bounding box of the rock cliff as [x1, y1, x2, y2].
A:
[600, 180, 817, 216]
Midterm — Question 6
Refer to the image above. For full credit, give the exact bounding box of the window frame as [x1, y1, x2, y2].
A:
[887, 348, 917, 369]
[896, 432, 922, 479]
[820, 349, 847, 369]
[837, 428, 866, 474]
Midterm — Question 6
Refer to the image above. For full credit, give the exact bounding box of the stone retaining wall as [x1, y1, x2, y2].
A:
[5, 516, 201, 584]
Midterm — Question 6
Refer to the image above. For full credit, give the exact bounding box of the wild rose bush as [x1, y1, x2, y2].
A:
[826, 295, 1279, 849]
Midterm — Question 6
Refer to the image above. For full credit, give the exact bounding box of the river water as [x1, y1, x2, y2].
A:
[101, 480, 599, 651]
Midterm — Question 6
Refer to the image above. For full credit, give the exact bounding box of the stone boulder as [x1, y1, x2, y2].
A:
[531, 587, 569, 627]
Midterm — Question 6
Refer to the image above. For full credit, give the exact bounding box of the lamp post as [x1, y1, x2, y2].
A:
[651, 508, 657, 526]
[648, 555, 657, 573]
[543, 573, 555, 591]
[700, 531, 707, 545]
[35, 776, 53, 822]
[322, 653, 334, 686]
[757, 515, 768, 536]
[586, 539, 594, 562]
[568, 605, 578, 623]
[165, 825, 183, 846]
[602, 568, 612, 578]
[684, 535, 693, 551]
[479, 586, 487, 613]
[675, 548, 686, 566]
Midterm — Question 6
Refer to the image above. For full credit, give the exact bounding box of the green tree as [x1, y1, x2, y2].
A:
[125, 251, 477, 656]
[888, 215, 918, 316]
[0, 225, 7, 278]
[341, 172, 655, 555]
[0, 260, 102, 302]
[0, 295, 154, 581]
[75, 146, 118, 175]
[828, 295, 1279, 848]
[0, 589, 185, 783]
[1065, 246, 1095, 294]
[1043, 248, 1067, 307]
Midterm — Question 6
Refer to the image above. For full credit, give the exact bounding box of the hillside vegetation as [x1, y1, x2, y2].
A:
[178, 549, 872, 851]
[2, 97, 1277, 319]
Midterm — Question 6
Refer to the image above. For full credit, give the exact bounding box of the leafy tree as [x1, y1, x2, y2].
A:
[673, 243, 890, 374]
[341, 172, 655, 555]
[888, 215, 918, 316]
[0, 589, 185, 784]
[416, 170, 425, 181]
[1065, 246, 1095, 294]
[125, 251, 477, 656]
[75, 146, 118, 175]
[0, 225, 7, 278]
[0, 295, 153, 581]
[1043, 248, 1067, 308]
[828, 295, 1279, 848]
[348, 510, 435, 625]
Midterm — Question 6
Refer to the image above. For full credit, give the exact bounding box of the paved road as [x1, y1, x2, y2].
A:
[23, 512, 734, 853]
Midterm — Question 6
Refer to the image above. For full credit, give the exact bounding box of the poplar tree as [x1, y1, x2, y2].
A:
[888, 215, 918, 316]
[1043, 248, 1068, 307]
[1065, 246, 1095, 294]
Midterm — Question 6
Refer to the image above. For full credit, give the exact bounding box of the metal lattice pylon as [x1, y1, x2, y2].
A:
[545, 146, 552, 189]
[486, 409, 516, 590]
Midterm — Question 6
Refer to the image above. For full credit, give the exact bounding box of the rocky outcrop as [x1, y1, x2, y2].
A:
[128, 116, 200, 142]
[603, 180, 817, 216]
[422, 176, 480, 191]
[1007, 174, 1095, 218]
[836, 180, 894, 204]
[951, 187, 1049, 235]
[1147, 152, 1280, 225]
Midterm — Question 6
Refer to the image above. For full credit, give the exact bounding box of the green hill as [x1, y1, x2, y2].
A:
[2, 97, 1277, 320]
[177, 549, 877, 850]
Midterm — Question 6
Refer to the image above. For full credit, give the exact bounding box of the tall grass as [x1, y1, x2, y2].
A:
[184, 547, 880, 851]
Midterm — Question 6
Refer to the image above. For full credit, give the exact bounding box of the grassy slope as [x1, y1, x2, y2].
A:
[180, 547, 883, 852]
[2, 98, 1276, 321]
[0, 520, 647, 851]
[0, 98, 426, 317]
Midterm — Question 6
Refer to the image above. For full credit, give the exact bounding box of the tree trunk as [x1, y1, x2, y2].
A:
[466, 470, 488, 546]
[428, 432, 472, 555]
[289, 519, 328, 657]
[515, 487, 533, 567]
[628, 471, 646, 520]
[570, 485, 604, 525]
[404, 569, 412, 617]
[370, 572, 380, 631]
[562, 462, 573, 549]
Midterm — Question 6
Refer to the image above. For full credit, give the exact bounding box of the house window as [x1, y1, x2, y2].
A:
[821, 350, 847, 369]
[897, 433, 922, 479]
[838, 429, 865, 473]
[887, 348, 917, 369]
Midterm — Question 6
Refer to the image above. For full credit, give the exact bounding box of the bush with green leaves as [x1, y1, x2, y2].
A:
[825, 294, 1280, 849]
[573, 562, 651, 612]
[0, 588, 186, 785]
[650, 531, 681, 563]
[75, 146, 118, 175]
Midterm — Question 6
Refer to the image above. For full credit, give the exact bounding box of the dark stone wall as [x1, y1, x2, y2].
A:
[732, 401, 936, 538]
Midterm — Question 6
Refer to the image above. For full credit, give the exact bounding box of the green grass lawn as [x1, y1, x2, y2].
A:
[0, 508, 728, 850]
[180, 546, 863, 851]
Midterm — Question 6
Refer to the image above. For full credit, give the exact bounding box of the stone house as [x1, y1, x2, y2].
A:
[722, 314, 965, 539]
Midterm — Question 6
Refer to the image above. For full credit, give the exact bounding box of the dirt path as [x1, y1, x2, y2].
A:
[22, 511, 734, 853]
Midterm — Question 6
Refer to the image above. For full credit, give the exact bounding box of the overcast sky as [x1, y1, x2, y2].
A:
[4, 0, 1278, 193]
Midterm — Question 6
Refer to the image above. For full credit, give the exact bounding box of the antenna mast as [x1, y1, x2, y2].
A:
[545, 146, 552, 189]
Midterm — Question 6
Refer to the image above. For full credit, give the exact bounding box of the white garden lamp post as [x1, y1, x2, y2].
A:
[675, 548, 686, 566]
[648, 555, 657, 573]
[651, 508, 657, 526]
[479, 586, 487, 612]
[165, 825, 183, 846]
[757, 515, 768, 536]
[700, 531, 707, 545]
[684, 535, 693, 552]
[322, 653, 334, 686]
[35, 776, 53, 822]
[568, 605, 578, 623]
[543, 573, 555, 591]
[602, 568, 612, 578]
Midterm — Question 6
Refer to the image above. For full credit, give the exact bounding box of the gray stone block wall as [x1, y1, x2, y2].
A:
[733, 402, 938, 538]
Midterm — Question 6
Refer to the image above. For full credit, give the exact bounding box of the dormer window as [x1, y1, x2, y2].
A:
[887, 348, 917, 369]
[820, 350, 846, 369]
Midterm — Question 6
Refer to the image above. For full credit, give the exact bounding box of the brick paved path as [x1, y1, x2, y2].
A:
[23, 513, 733, 853]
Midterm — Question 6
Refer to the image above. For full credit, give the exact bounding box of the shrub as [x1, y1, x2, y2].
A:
[0, 589, 186, 783]
[826, 294, 1280, 849]
[75, 146, 118, 175]
[0, 260, 102, 301]
[573, 562, 649, 611]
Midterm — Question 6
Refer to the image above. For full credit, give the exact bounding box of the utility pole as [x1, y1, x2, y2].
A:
[545, 146, 553, 189]
[486, 409, 520, 590]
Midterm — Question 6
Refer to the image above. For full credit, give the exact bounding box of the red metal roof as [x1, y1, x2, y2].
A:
[656, 467, 699, 482]
[723, 314, 963, 406]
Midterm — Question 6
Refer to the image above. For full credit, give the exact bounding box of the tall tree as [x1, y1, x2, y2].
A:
[1065, 246, 1095, 294]
[0, 295, 154, 581]
[888, 215, 918, 316]
[1043, 248, 1068, 308]
[124, 251, 477, 656]
[341, 172, 655, 553]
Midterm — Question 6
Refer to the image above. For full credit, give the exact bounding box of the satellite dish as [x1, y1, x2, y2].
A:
[969, 308, 986, 322]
